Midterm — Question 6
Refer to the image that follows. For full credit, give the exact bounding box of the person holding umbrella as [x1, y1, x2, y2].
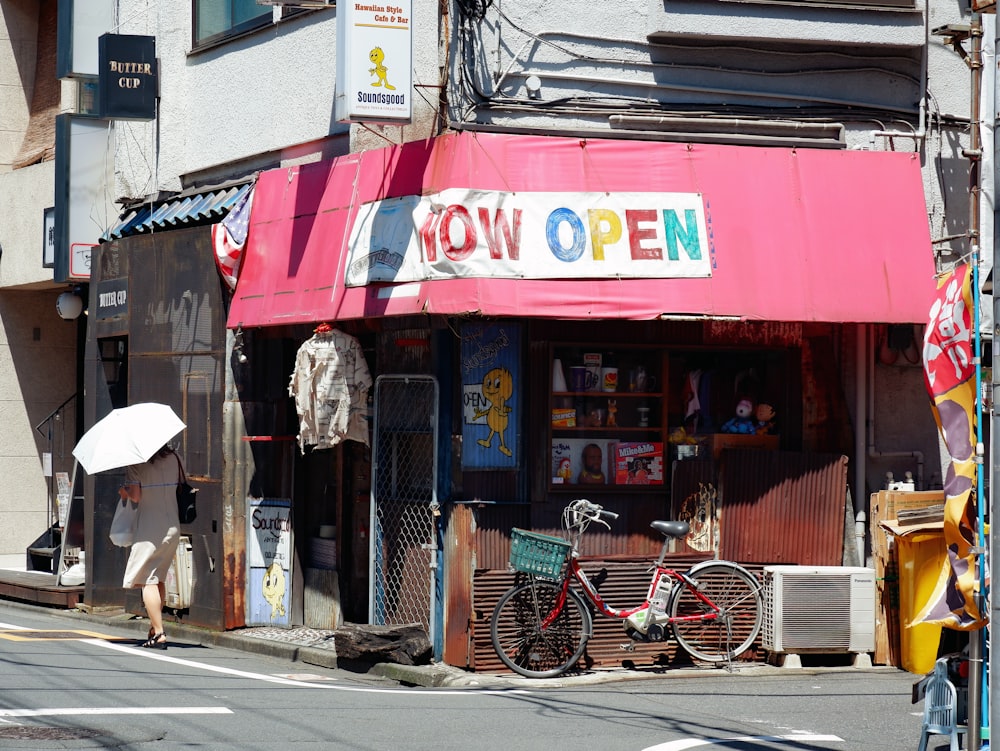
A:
[118, 443, 183, 649]
[73, 403, 188, 650]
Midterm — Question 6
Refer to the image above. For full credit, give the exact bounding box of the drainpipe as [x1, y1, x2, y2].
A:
[866, 326, 926, 488]
[855, 325, 868, 565]
[870, 0, 929, 147]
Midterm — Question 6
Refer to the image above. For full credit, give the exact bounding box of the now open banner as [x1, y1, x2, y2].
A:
[344, 189, 713, 286]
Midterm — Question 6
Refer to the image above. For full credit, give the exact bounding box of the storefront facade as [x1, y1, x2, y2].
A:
[223, 131, 936, 667]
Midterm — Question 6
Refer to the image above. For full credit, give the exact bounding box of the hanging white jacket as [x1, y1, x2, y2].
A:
[288, 328, 372, 452]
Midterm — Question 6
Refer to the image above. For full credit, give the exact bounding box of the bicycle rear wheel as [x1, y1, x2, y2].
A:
[669, 560, 762, 663]
[490, 579, 592, 678]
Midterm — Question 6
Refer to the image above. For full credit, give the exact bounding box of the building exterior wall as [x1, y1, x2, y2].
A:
[112, 4, 444, 195]
[0, 0, 37, 170]
[0, 289, 78, 555]
[0, 2, 81, 558]
[77, 0, 984, 633]
[444, 0, 979, 500]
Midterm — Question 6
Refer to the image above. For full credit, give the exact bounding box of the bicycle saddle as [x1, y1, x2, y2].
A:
[650, 520, 690, 538]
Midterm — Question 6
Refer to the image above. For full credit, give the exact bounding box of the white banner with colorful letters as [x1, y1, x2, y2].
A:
[344, 190, 712, 286]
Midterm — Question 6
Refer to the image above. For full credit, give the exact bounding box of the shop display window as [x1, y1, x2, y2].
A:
[548, 345, 666, 490]
[547, 344, 788, 491]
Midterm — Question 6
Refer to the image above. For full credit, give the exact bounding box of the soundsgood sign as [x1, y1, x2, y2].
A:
[344, 189, 712, 285]
[335, 0, 413, 123]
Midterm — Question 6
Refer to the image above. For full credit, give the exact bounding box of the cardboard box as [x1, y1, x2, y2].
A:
[551, 408, 577, 427]
[551, 438, 612, 485]
[610, 441, 664, 485]
[583, 353, 602, 392]
[707, 433, 778, 461]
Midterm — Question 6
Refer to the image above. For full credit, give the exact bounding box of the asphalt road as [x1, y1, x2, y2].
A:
[0, 602, 931, 750]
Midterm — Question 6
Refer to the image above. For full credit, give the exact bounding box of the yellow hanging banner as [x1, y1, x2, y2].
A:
[919, 264, 986, 630]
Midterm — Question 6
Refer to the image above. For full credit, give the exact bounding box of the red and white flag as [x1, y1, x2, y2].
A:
[213, 184, 255, 290]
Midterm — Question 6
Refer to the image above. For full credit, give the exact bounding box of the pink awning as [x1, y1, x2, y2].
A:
[229, 131, 935, 328]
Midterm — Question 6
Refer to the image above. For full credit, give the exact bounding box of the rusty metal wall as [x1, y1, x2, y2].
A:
[121, 228, 228, 629]
[718, 450, 848, 566]
[443, 503, 475, 666]
[471, 502, 673, 572]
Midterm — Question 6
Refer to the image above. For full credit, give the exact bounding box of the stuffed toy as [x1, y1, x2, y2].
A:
[755, 403, 776, 435]
[720, 397, 756, 434]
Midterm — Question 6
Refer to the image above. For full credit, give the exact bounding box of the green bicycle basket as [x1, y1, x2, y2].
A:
[509, 528, 571, 579]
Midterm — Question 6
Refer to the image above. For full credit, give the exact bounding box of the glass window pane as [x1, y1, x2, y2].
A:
[195, 0, 271, 45]
[234, 0, 271, 26]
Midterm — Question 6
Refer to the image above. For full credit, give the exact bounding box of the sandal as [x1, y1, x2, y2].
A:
[139, 633, 167, 650]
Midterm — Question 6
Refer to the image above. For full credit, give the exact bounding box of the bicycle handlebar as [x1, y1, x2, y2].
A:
[563, 499, 618, 532]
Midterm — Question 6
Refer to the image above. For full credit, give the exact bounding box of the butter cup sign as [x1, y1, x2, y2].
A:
[98, 34, 157, 121]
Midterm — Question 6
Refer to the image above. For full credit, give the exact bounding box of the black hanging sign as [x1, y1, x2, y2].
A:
[98, 33, 157, 121]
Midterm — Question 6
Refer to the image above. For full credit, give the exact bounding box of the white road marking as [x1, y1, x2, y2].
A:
[0, 620, 527, 695]
[0, 707, 232, 718]
[643, 735, 843, 750]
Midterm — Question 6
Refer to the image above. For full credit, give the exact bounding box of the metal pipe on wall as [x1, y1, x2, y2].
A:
[992, 4, 1000, 739]
[968, 17, 984, 750]
[856, 324, 867, 564]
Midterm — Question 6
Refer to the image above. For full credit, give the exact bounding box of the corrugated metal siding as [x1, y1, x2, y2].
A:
[473, 501, 671, 570]
[472, 558, 766, 672]
[471, 505, 531, 571]
[104, 184, 252, 240]
[115, 227, 228, 629]
[718, 450, 848, 566]
[444, 503, 476, 667]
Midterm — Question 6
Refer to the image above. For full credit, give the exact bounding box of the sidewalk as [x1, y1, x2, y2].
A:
[0, 587, 901, 690]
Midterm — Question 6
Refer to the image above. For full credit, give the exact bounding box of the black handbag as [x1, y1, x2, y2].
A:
[176, 457, 198, 524]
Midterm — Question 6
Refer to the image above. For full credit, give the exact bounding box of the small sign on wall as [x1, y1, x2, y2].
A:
[98, 33, 157, 121]
[335, 0, 412, 123]
[247, 498, 292, 627]
[42, 207, 55, 268]
[460, 322, 520, 470]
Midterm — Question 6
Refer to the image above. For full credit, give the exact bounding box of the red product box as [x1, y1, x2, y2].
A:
[610, 442, 664, 485]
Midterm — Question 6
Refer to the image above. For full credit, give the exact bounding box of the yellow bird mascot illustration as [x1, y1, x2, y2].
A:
[368, 47, 396, 90]
[474, 367, 513, 457]
[262, 561, 286, 620]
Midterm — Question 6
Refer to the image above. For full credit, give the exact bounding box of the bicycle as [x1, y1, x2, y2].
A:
[489, 498, 763, 678]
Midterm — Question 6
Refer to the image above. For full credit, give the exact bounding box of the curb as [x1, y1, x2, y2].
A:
[0, 598, 905, 689]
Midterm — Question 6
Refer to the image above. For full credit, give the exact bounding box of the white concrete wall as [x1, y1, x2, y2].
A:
[0, 3, 83, 556]
[0, 161, 54, 288]
[113, 4, 443, 199]
[0, 289, 78, 555]
[0, 0, 36, 171]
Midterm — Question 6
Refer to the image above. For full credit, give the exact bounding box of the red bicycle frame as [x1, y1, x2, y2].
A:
[542, 557, 722, 626]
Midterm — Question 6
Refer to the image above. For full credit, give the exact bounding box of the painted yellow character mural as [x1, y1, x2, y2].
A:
[262, 561, 286, 621]
[368, 47, 396, 90]
[475, 367, 513, 457]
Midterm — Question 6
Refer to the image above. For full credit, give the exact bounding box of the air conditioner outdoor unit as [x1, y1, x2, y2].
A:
[762, 565, 876, 655]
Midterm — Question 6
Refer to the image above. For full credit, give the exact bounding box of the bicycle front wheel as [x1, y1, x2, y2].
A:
[490, 579, 592, 678]
[669, 560, 762, 663]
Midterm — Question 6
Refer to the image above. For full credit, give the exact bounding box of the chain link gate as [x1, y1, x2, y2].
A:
[369, 375, 439, 637]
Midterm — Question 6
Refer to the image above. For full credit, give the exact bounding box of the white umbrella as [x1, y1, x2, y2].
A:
[72, 403, 186, 474]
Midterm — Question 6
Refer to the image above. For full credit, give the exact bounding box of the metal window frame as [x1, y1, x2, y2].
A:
[191, 0, 274, 51]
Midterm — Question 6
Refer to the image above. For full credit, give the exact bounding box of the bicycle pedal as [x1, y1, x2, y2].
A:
[619, 643, 636, 653]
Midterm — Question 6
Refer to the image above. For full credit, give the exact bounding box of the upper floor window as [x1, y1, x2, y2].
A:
[194, 0, 272, 48]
